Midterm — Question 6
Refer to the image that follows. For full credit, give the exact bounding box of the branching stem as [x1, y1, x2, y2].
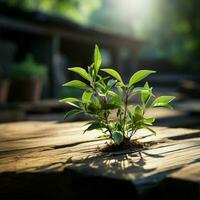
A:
[122, 87, 129, 137]
[91, 83, 112, 137]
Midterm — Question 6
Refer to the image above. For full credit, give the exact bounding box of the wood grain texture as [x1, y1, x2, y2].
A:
[0, 121, 199, 199]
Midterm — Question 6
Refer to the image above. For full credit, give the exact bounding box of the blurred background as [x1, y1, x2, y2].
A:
[0, 0, 200, 128]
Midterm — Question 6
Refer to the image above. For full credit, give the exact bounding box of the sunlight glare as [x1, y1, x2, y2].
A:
[120, 0, 155, 19]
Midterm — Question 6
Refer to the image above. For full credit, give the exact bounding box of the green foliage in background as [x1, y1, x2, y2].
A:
[13, 54, 47, 79]
[60, 45, 175, 146]
[134, 0, 200, 71]
[6, 0, 101, 24]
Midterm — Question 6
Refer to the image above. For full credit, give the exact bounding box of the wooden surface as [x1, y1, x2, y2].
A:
[0, 121, 199, 200]
[177, 100, 200, 113]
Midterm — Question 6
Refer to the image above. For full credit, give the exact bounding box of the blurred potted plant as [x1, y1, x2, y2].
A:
[0, 66, 10, 103]
[10, 54, 47, 102]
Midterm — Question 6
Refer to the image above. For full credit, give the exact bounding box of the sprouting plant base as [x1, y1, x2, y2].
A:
[100, 139, 158, 153]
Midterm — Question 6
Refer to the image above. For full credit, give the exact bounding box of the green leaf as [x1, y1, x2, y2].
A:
[92, 95, 101, 108]
[63, 80, 91, 90]
[135, 105, 143, 117]
[128, 109, 134, 120]
[108, 91, 122, 106]
[141, 90, 151, 104]
[95, 82, 107, 95]
[132, 87, 146, 94]
[59, 97, 81, 108]
[82, 91, 92, 104]
[98, 135, 110, 139]
[84, 121, 104, 133]
[64, 109, 82, 120]
[128, 70, 156, 87]
[165, 104, 174, 109]
[101, 68, 124, 84]
[86, 96, 101, 113]
[112, 131, 123, 145]
[107, 79, 117, 89]
[102, 103, 120, 110]
[151, 96, 175, 107]
[115, 121, 123, 132]
[116, 85, 123, 97]
[97, 75, 110, 82]
[94, 44, 102, 73]
[59, 97, 79, 102]
[144, 82, 149, 89]
[68, 67, 90, 81]
[88, 63, 95, 81]
[143, 117, 155, 125]
[141, 82, 152, 105]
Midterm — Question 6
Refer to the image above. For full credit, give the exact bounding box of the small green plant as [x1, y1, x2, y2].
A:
[60, 45, 175, 146]
[13, 54, 47, 79]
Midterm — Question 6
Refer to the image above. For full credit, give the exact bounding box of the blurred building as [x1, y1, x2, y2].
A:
[0, 2, 143, 98]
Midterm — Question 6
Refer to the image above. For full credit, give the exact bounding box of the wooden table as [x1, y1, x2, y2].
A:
[0, 121, 199, 200]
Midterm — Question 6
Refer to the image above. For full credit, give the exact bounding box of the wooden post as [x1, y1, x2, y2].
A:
[110, 47, 120, 71]
[50, 35, 61, 97]
[128, 46, 141, 73]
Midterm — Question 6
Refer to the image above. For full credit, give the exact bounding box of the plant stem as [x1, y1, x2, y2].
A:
[122, 88, 129, 137]
[129, 129, 137, 140]
[91, 83, 112, 137]
[104, 112, 112, 137]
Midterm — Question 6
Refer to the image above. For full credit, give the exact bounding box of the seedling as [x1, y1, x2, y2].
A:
[60, 45, 175, 146]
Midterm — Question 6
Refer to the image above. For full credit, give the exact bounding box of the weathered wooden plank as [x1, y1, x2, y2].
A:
[170, 162, 200, 182]
[177, 100, 200, 113]
[0, 121, 199, 200]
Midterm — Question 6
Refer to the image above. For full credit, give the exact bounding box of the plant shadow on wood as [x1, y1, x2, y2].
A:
[64, 144, 163, 180]
[0, 143, 163, 200]
[17, 132, 170, 177]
